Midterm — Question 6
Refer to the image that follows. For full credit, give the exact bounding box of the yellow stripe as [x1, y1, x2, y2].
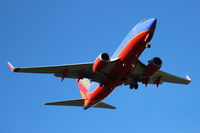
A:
[80, 82, 89, 90]
[80, 91, 85, 98]
[81, 79, 90, 88]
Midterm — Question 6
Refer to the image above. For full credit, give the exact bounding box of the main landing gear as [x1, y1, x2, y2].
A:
[130, 82, 138, 90]
[99, 81, 107, 87]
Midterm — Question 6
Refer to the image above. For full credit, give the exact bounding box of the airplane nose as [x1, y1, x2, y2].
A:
[149, 18, 157, 30]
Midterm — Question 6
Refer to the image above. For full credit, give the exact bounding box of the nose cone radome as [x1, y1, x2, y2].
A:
[148, 18, 157, 30]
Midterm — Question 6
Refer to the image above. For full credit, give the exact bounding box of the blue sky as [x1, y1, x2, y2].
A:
[1, 0, 200, 133]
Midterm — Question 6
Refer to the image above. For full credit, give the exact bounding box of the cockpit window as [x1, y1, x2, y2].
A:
[140, 19, 147, 23]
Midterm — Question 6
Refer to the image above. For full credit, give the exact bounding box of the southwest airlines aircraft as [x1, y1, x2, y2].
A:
[8, 18, 191, 110]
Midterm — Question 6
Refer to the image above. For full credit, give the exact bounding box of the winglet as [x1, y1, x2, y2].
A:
[7, 62, 16, 72]
[186, 75, 191, 81]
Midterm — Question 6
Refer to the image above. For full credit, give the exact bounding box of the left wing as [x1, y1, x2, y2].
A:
[8, 59, 119, 83]
[8, 61, 92, 74]
[124, 60, 191, 86]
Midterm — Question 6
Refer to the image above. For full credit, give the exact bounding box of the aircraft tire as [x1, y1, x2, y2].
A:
[134, 83, 138, 89]
[130, 84, 134, 89]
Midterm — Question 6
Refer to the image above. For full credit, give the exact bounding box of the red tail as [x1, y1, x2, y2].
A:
[76, 79, 90, 99]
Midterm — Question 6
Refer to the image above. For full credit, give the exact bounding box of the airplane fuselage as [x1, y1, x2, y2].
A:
[83, 18, 157, 109]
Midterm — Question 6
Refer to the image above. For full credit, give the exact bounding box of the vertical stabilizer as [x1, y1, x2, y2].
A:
[76, 78, 90, 99]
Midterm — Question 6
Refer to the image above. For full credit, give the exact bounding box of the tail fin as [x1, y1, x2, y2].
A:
[76, 78, 90, 99]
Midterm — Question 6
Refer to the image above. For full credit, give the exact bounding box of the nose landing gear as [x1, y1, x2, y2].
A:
[146, 42, 151, 48]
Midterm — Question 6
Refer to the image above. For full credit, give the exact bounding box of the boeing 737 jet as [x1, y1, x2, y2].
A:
[8, 18, 191, 110]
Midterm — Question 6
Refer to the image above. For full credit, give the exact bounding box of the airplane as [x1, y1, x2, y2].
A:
[8, 18, 191, 110]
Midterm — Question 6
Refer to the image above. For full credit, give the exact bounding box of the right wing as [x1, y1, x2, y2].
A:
[124, 60, 191, 85]
[154, 71, 191, 84]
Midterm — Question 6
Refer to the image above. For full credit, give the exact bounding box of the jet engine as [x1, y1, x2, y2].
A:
[92, 53, 110, 73]
[146, 57, 162, 76]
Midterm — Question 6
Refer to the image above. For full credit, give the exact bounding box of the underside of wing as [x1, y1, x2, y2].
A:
[8, 61, 93, 74]
[124, 60, 191, 85]
[157, 71, 191, 84]
[8, 58, 120, 84]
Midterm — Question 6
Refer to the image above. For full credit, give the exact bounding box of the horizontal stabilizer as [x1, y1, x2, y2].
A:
[45, 99, 116, 110]
[93, 102, 116, 109]
[45, 99, 84, 106]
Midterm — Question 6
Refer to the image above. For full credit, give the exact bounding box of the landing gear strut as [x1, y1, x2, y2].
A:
[99, 81, 107, 87]
[130, 82, 138, 89]
[100, 83, 104, 87]
[146, 42, 151, 48]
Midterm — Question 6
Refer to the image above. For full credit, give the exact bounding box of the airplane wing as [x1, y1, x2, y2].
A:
[8, 61, 93, 74]
[8, 58, 119, 82]
[124, 60, 191, 86]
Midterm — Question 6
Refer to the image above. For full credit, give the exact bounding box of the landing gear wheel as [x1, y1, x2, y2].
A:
[130, 84, 134, 89]
[130, 82, 138, 89]
[134, 83, 138, 89]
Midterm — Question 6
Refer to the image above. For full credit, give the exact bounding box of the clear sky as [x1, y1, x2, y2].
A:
[1, 0, 200, 133]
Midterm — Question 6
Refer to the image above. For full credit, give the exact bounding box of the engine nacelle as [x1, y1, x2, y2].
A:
[146, 57, 162, 76]
[92, 53, 110, 73]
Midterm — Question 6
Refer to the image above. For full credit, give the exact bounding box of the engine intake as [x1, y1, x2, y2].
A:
[146, 57, 162, 76]
[92, 53, 110, 73]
